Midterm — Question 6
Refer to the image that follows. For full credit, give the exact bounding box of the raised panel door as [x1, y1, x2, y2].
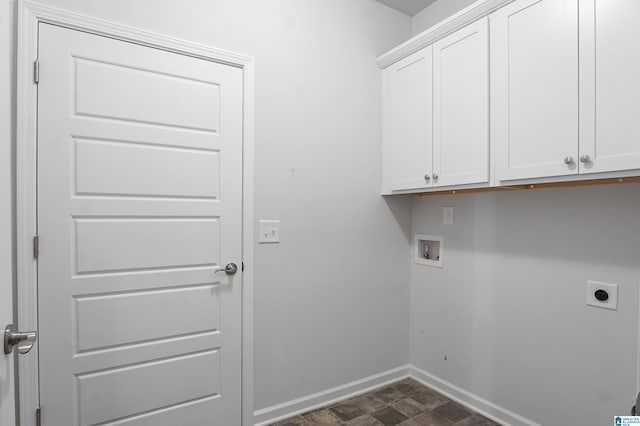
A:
[37, 23, 243, 425]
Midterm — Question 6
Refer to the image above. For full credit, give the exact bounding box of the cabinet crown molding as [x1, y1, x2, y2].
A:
[377, 0, 514, 69]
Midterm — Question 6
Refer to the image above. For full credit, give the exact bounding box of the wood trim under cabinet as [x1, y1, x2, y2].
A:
[401, 176, 640, 197]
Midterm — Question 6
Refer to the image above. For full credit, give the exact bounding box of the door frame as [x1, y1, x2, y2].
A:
[15, 1, 255, 425]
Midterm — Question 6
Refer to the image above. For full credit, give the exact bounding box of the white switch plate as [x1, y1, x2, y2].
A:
[443, 206, 454, 225]
[586, 280, 618, 310]
[258, 220, 280, 243]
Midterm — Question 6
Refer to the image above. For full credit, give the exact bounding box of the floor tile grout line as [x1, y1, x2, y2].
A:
[271, 378, 499, 426]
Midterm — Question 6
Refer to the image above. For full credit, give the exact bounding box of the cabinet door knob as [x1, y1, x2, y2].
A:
[424, 174, 430, 181]
[564, 156, 574, 165]
[432, 173, 439, 180]
[580, 154, 591, 163]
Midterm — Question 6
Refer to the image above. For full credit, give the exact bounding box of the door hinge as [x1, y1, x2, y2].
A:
[33, 60, 39, 84]
[36, 407, 41, 426]
[33, 235, 40, 259]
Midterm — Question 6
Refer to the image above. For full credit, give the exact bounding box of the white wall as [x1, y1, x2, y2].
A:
[0, 0, 413, 420]
[410, 184, 640, 425]
[411, 0, 477, 35]
[0, 0, 16, 424]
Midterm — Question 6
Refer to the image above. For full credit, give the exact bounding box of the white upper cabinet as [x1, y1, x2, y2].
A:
[383, 46, 433, 191]
[579, 0, 640, 174]
[432, 18, 489, 187]
[380, 0, 640, 194]
[382, 19, 490, 193]
[491, 0, 579, 182]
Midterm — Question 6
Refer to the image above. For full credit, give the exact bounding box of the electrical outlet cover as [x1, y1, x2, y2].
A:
[443, 206, 454, 225]
[586, 280, 618, 311]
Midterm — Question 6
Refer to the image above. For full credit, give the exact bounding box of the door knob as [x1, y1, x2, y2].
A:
[580, 154, 591, 163]
[214, 263, 238, 275]
[432, 173, 439, 180]
[4, 324, 37, 355]
[564, 156, 574, 165]
[424, 174, 430, 181]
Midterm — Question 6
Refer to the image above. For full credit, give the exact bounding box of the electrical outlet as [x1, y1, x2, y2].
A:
[586, 280, 618, 310]
[258, 220, 280, 244]
[443, 206, 454, 225]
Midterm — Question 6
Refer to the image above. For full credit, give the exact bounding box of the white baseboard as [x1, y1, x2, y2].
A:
[409, 365, 540, 426]
[253, 364, 539, 426]
[253, 365, 410, 426]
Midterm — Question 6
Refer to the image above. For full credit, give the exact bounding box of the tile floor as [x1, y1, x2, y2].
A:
[270, 378, 500, 426]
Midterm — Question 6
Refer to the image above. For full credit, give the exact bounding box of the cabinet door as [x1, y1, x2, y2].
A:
[491, 0, 579, 181]
[579, 0, 640, 174]
[383, 46, 433, 191]
[433, 18, 488, 187]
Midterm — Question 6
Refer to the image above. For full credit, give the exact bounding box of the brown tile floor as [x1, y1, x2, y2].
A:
[270, 378, 500, 426]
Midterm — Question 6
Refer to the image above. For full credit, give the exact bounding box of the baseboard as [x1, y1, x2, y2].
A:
[409, 365, 540, 426]
[252, 365, 410, 426]
[252, 364, 538, 426]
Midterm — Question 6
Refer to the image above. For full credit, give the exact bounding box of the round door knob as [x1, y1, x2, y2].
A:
[424, 174, 430, 181]
[564, 156, 574, 165]
[432, 173, 439, 180]
[580, 154, 591, 163]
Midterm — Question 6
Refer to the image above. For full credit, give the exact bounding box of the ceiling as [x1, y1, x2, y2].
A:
[376, 0, 438, 16]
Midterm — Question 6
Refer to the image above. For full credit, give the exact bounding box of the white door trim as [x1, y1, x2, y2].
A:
[15, 1, 255, 425]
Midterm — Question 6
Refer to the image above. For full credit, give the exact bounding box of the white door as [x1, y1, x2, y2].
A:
[37, 23, 243, 426]
[579, 0, 640, 174]
[0, 1, 15, 423]
[491, 0, 579, 181]
[383, 46, 433, 191]
[432, 18, 489, 187]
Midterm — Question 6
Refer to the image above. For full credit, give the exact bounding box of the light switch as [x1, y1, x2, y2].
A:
[443, 206, 454, 225]
[258, 220, 280, 243]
